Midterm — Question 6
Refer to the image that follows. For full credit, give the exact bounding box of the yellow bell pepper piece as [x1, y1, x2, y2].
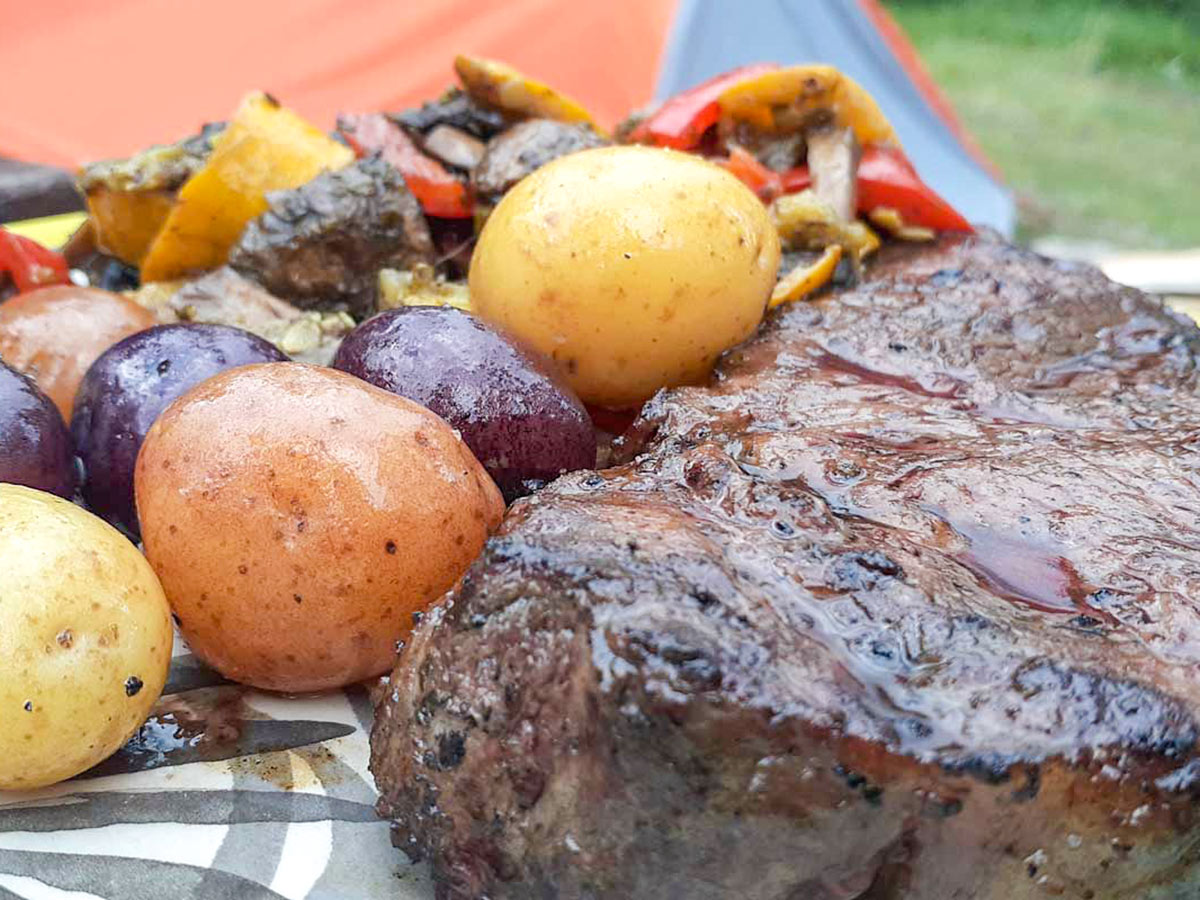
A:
[454, 55, 601, 131]
[140, 92, 354, 283]
[717, 65, 898, 149]
[85, 188, 176, 266]
[770, 244, 843, 309]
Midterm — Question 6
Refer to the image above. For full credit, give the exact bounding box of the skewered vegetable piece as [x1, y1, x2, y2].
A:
[454, 55, 600, 129]
[140, 93, 353, 282]
[338, 112, 472, 219]
[716, 64, 899, 148]
[77, 124, 223, 266]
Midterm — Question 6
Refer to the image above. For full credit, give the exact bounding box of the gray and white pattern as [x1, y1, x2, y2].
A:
[0, 639, 430, 899]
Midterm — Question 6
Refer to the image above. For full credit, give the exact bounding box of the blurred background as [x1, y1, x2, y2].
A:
[889, 0, 1198, 252]
[0, 0, 1195, 284]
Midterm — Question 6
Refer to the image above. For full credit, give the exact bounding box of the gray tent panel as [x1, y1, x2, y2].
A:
[657, 0, 1016, 235]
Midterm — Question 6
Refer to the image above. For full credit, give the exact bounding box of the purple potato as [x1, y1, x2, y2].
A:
[0, 360, 76, 497]
[71, 323, 287, 537]
[333, 307, 595, 500]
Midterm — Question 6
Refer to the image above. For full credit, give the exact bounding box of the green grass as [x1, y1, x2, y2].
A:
[887, 0, 1200, 247]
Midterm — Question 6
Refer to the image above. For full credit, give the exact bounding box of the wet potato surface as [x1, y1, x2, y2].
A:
[135, 363, 505, 693]
[470, 146, 781, 409]
[0, 485, 172, 790]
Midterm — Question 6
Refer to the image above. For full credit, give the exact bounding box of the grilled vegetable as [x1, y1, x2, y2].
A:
[77, 124, 223, 266]
[769, 190, 880, 264]
[230, 155, 435, 318]
[857, 146, 972, 232]
[454, 55, 599, 128]
[338, 112, 472, 218]
[769, 244, 843, 308]
[140, 93, 353, 282]
[130, 267, 354, 365]
[716, 64, 898, 148]
[422, 124, 487, 170]
[625, 63, 778, 149]
[0, 229, 69, 294]
[867, 206, 936, 242]
[393, 88, 509, 141]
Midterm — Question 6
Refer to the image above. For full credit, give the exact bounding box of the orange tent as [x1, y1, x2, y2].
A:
[0, 0, 675, 167]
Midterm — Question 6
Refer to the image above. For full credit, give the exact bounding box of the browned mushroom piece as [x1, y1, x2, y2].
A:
[422, 124, 487, 171]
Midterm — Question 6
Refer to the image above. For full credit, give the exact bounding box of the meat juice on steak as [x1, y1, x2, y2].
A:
[372, 233, 1200, 899]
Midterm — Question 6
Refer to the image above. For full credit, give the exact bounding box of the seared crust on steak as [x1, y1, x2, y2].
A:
[372, 233, 1200, 899]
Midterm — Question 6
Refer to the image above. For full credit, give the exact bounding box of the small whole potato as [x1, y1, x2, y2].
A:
[469, 145, 780, 409]
[0, 484, 171, 790]
[135, 363, 504, 693]
[0, 285, 157, 419]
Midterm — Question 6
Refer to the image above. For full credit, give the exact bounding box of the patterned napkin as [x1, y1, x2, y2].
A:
[0, 638, 431, 899]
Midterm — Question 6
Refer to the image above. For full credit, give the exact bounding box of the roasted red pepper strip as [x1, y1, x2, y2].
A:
[718, 147, 783, 202]
[338, 113, 472, 219]
[724, 148, 971, 233]
[0, 228, 70, 294]
[628, 63, 779, 150]
[780, 167, 812, 194]
[856, 146, 973, 232]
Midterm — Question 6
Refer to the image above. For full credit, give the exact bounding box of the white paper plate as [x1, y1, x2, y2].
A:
[0, 638, 433, 899]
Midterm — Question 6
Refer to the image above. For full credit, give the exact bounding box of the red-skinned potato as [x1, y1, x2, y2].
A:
[134, 363, 504, 692]
[0, 286, 157, 419]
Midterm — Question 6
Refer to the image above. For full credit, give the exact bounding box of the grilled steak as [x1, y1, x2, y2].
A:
[230, 155, 434, 318]
[372, 233, 1200, 900]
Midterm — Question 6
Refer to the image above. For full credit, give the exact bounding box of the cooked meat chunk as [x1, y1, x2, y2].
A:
[133, 266, 352, 365]
[372, 233, 1200, 900]
[229, 155, 434, 318]
[472, 119, 606, 200]
[394, 88, 510, 142]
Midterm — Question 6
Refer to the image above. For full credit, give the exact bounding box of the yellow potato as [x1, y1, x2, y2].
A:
[469, 146, 780, 409]
[0, 484, 171, 790]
